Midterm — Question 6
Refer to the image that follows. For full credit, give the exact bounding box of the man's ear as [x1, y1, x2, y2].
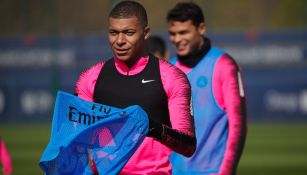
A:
[144, 26, 150, 39]
[198, 22, 206, 35]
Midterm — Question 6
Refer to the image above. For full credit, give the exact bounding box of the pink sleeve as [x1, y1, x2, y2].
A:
[0, 140, 13, 175]
[213, 55, 247, 175]
[158, 60, 196, 157]
[75, 62, 104, 102]
[74, 62, 104, 174]
[160, 61, 195, 136]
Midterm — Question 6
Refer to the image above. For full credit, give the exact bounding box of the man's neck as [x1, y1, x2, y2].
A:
[125, 50, 148, 68]
[177, 37, 211, 68]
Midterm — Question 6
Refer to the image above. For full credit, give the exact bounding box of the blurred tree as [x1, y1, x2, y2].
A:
[269, 0, 306, 29]
[0, 0, 306, 36]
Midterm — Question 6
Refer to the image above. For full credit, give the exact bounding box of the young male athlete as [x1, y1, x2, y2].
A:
[167, 2, 247, 175]
[75, 1, 196, 174]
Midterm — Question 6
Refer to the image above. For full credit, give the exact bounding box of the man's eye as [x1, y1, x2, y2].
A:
[179, 31, 188, 35]
[169, 32, 176, 36]
[109, 31, 117, 36]
[126, 31, 135, 36]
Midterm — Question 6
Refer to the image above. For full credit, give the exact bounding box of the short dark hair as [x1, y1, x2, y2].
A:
[109, 0, 148, 27]
[167, 2, 204, 27]
[145, 35, 167, 57]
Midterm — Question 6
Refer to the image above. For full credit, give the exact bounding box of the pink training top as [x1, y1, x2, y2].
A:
[174, 54, 247, 175]
[0, 139, 13, 175]
[76, 56, 194, 174]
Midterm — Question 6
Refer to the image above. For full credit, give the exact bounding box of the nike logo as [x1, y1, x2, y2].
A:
[142, 79, 155, 84]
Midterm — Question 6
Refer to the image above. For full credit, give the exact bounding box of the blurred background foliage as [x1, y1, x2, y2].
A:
[0, 0, 306, 36]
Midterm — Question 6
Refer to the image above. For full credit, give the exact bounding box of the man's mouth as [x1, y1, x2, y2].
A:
[177, 45, 186, 52]
[115, 48, 129, 55]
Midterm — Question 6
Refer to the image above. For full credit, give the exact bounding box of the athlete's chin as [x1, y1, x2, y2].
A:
[176, 50, 189, 57]
[115, 54, 131, 62]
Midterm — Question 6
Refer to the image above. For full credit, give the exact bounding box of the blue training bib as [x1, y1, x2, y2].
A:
[39, 91, 149, 175]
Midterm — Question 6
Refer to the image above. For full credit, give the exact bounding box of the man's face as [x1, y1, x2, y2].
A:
[168, 20, 205, 57]
[108, 17, 149, 63]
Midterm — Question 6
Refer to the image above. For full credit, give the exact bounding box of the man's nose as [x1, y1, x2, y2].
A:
[172, 34, 181, 44]
[116, 33, 126, 45]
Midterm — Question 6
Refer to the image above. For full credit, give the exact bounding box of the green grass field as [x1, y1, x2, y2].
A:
[1, 122, 307, 175]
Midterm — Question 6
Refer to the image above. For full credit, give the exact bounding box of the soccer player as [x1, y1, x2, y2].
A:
[145, 35, 169, 60]
[167, 2, 247, 175]
[75, 1, 196, 174]
[0, 138, 13, 175]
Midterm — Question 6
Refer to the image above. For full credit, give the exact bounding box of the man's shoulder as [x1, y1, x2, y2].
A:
[76, 61, 106, 83]
[158, 59, 189, 88]
[159, 59, 185, 75]
[85, 60, 105, 74]
[210, 47, 232, 60]
[213, 51, 242, 76]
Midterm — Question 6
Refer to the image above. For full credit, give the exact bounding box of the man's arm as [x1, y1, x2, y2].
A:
[149, 61, 196, 157]
[0, 139, 13, 175]
[214, 55, 247, 175]
[75, 62, 104, 101]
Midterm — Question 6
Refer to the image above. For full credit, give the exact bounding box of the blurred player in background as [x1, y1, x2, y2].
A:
[75, 1, 196, 174]
[167, 2, 247, 175]
[0, 138, 12, 175]
[145, 35, 169, 60]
